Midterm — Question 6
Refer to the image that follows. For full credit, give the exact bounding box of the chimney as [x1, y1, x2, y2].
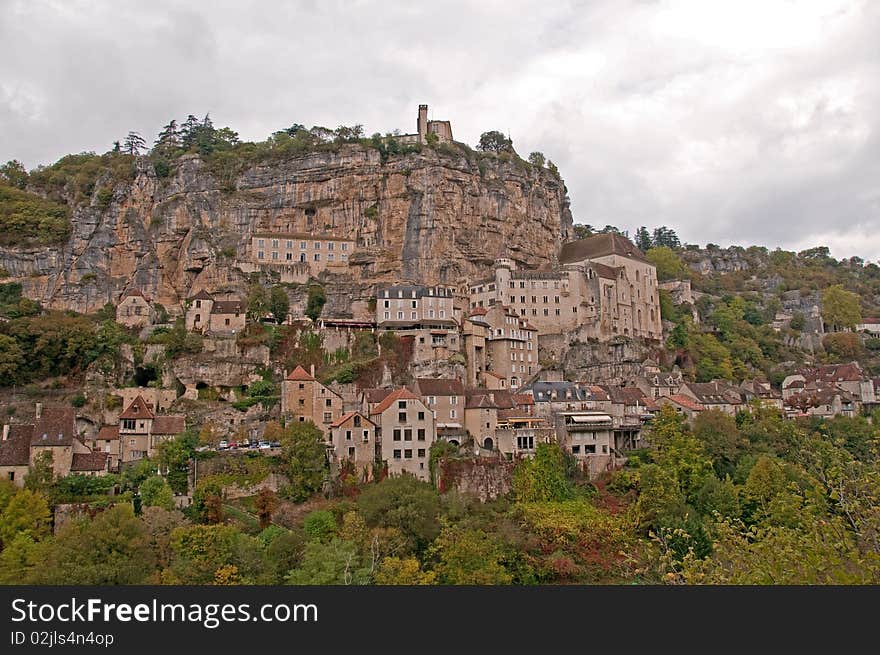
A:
[2, 424, 8, 441]
[35, 402, 42, 420]
[310, 364, 315, 378]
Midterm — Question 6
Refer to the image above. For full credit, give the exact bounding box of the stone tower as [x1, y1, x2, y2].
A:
[417, 104, 428, 144]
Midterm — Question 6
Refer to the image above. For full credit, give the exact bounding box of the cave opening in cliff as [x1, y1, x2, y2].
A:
[133, 364, 159, 387]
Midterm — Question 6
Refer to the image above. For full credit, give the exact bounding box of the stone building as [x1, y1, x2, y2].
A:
[370, 388, 436, 481]
[468, 234, 663, 341]
[656, 394, 705, 422]
[115, 289, 154, 328]
[376, 284, 461, 363]
[679, 381, 744, 416]
[249, 232, 355, 283]
[1, 405, 109, 486]
[185, 290, 246, 334]
[397, 104, 454, 145]
[117, 396, 186, 465]
[409, 378, 466, 443]
[281, 365, 344, 437]
[329, 411, 377, 480]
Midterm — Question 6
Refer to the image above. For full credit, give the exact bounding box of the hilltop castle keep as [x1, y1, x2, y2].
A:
[397, 104, 453, 145]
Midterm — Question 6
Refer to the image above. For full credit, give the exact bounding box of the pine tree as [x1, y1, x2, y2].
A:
[635, 226, 653, 251]
[180, 115, 201, 149]
[123, 132, 146, 155]
[153, 119, 180, 153]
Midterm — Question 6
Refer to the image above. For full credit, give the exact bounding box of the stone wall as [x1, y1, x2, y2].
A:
[436, 456, 515, 502]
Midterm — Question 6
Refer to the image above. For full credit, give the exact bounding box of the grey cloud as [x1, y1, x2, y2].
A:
[0, 0, 877, 259]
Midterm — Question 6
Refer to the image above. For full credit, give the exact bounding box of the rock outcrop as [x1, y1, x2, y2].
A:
[2, 145, 572, 314]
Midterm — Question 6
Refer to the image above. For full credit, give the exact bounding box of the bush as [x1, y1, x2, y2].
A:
[0, 183, 71, 246]
[70, 394, 86, 408]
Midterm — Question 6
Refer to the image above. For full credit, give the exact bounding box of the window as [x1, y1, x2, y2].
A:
[354, 416, 361, 427]
[327, 242, 334, 250]
[602, 445, 608, 454]
[450, 396, 457, 405]
[417, 411, 425, 421]
[341, 243, 347, 251]
[398, 412, 407, 423]
[384, 311, 390, 319]
[411, 300, 417, 309]
[314, 253, 320, 261]
[393, 449, 401, 459]
[258, 239, 264, 247]
[122, 419, 135, 430]
[418, 449, 426, 458]
[572, 445, 581, 454]
[393, 429, 401, 441]
[348, 447, 355, 458]
[398, 401, 407, 409]
[417, 429, 426, 441]
[326, 398, 332, 407]
[314, 242, 321, 249]
[345, 430, 352, 441]
[286, 252, 293, 260]
[427, 396, 435, 405]
[286, 240, 293, 248]
[328, 254, 334, 261]
[225, 318, 230, 325]
[300, 241, 307, 249]
[543, 296, 548, 303]
[404, 449, 412, 459]
[272, 239, 279, 248]
[298, 399, 305, 407]
[404, 429, 412, 441]
[298, 383, 305, 390]
[362, 430, 369, 442]
[450, 409, 457, 419]
[323, 412, 332, 423]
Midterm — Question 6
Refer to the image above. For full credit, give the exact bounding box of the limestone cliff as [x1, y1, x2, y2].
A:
[1, 144, 572, 314]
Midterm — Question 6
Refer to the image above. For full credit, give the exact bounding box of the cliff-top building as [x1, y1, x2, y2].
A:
[397, 104, 453, 145]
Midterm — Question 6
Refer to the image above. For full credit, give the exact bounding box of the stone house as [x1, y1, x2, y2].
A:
[739, 379, 784, 410]
[0, 424, 32, 487]
[115, 289, 154, 328]
[409, 378, 466, 443]
[461, 309, 489, 387]
[656, 394, 706, 422]
[478, 304, 539, 390]
[679, 380, 744, 416]
[1, 406, 109, 486]
[93, 425, 120, 471]
[396, 104, 454, 145]
[281, 365, 344, 437]
[117, 396, 186, 466]
[631, 368, 684, 399]
[557, 411, 619, 479]
[784, 388, 857, 419]
[370, 388, 436, 482]
[185, 290, 246, 334]
[329, 412, 377, 480]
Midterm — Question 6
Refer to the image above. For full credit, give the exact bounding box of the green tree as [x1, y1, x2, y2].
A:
[527, 151, 545, 167]
[123, 131, 146, 156]
[269, 285, 290, 324]
[0, 489, 51, 546]
[357, 476, 441, 552]
[476, 130, 513, 153]
[512, 442, 574, 503]
[24, 451, 55, 493]
[169, 524, 241, 584]
[285, 538, 371, 585]
[32, 506, 156, 584]
[429, 523, 512, 585]
[303, 509, 337, 541]
[646, 246, 686, 281]
[140, 475, 175, 510]
[821, 284, 861, 331]
[278, 421, 327, 502]
[0, 334, 23, 384]
[246, 283, 269, 321]
[305, 284, 326, 322]
[156, 432, 196, 494]
[692, 409, 747, 476]
[374, 556, 437, 585]
[634, 226, 653, 251]
[0, 160, 28, 189]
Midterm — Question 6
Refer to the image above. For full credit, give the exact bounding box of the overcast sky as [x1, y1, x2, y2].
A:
[2, 0, 878, 260]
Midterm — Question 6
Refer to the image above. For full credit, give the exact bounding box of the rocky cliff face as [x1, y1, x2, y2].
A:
[1, 145, 572, 313]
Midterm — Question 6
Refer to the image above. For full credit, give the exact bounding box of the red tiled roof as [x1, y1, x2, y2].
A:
[513, 393, 534, 406]
[71, 451, 109, 472]
[97, 425, 119, 441]
[286, 366, 315, 381]
[31, 407, 78, 446]
[151, 416, 185, 435]
[469, 307, 488, 316]
[119, 396, 155, 420]
[122, 289, 148, 300]
[370, 388, 422, 415]
[664, 395, 705, 412]
[0, 425, 33, 466]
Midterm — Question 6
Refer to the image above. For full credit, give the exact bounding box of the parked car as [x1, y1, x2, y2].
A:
[248, 441, 259, 450]
[258, 441, 272, 450]
[228, 441, 239, 450]
[218, 440, 228, 450]
[270, 441, 281, 448]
